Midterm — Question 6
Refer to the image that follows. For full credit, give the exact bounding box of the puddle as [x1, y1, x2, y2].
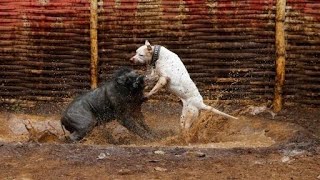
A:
[0, 103, 312, 148]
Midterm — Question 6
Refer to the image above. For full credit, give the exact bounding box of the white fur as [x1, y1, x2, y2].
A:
[130, 40, 238, 129]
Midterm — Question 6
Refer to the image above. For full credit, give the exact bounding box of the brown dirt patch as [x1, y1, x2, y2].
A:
[0, 101, 319, 179]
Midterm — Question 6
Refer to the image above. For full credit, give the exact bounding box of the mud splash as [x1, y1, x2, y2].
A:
[0, 102, 312, 149]
[157, 111, 313, 148]
[0, 112, 61, 143]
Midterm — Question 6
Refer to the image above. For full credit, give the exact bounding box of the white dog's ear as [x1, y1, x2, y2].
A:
[147, 45, 152, 51]
[145, 40, 152, 51]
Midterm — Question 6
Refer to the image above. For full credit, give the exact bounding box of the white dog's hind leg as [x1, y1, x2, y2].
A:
[146, 76, 169, 98]
[180, 105, 199, 130]
[200, 103, 238, 120]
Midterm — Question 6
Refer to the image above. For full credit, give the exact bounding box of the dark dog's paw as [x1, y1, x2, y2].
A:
[142, 96, 149, 102]
[142, 93, 149, 102]
[61, 136, 75, 144]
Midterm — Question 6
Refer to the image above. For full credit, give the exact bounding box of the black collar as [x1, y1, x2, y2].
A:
[150, 45, 161, 67]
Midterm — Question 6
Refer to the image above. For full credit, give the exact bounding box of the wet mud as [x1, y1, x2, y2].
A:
[0, 102, 317, 148]
[0, 101, 319, 179]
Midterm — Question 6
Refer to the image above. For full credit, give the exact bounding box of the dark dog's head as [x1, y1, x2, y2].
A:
[114, 67, 145, 93]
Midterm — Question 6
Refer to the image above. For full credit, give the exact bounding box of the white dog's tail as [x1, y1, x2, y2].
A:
[201, 104, 238, 120]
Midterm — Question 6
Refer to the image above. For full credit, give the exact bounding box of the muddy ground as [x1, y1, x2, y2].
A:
[0, 101, 319, 179]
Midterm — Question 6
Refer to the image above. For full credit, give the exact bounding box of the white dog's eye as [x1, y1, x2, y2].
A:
[139, 54, 143, 57]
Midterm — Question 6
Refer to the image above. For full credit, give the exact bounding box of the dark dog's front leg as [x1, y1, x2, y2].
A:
[117, 115, 157, 140]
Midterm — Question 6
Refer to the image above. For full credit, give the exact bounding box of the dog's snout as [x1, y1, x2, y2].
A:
[129, 57, 135, 63]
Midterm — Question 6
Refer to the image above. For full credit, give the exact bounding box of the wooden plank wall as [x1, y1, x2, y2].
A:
[0, 0, 319, 107]
[98, 0, 276, 102]
[0, 0, 91, 103]
[285, 0, 320, 106]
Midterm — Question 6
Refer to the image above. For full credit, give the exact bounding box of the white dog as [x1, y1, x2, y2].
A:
[130, 40, 238, 130]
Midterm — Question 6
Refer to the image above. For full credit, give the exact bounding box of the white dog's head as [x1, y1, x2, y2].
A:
[130, 40, 153, 64]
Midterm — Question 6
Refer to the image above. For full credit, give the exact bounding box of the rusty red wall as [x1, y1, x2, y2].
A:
[0, 0, 91, 103]
[98, 0, 276, 102]
[0, 0, 319, 107]
[285, 0, 320, 106]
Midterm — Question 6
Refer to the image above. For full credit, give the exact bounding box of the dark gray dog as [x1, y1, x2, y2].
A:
[61, 67, 156, 142]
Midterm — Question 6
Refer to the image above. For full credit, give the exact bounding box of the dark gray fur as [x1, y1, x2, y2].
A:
[61, 67, 156, 142]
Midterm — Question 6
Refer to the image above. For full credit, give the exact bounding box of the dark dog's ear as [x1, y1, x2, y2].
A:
[137, 75, 144, 83]
[133, 75, 144, 88]
[116, 74, 127, 85]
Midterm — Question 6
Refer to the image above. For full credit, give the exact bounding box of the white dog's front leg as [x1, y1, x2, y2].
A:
[145, 76, 169, 98]
[144, 67, 159, 87]
[145, 73, 159, 88]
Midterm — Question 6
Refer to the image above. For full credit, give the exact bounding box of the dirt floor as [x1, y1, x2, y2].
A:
[0, 101, 319, 179]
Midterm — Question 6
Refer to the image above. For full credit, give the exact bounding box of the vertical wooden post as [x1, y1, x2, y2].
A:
[273, 0, 286, 112]
[90, 0, 98, 89]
